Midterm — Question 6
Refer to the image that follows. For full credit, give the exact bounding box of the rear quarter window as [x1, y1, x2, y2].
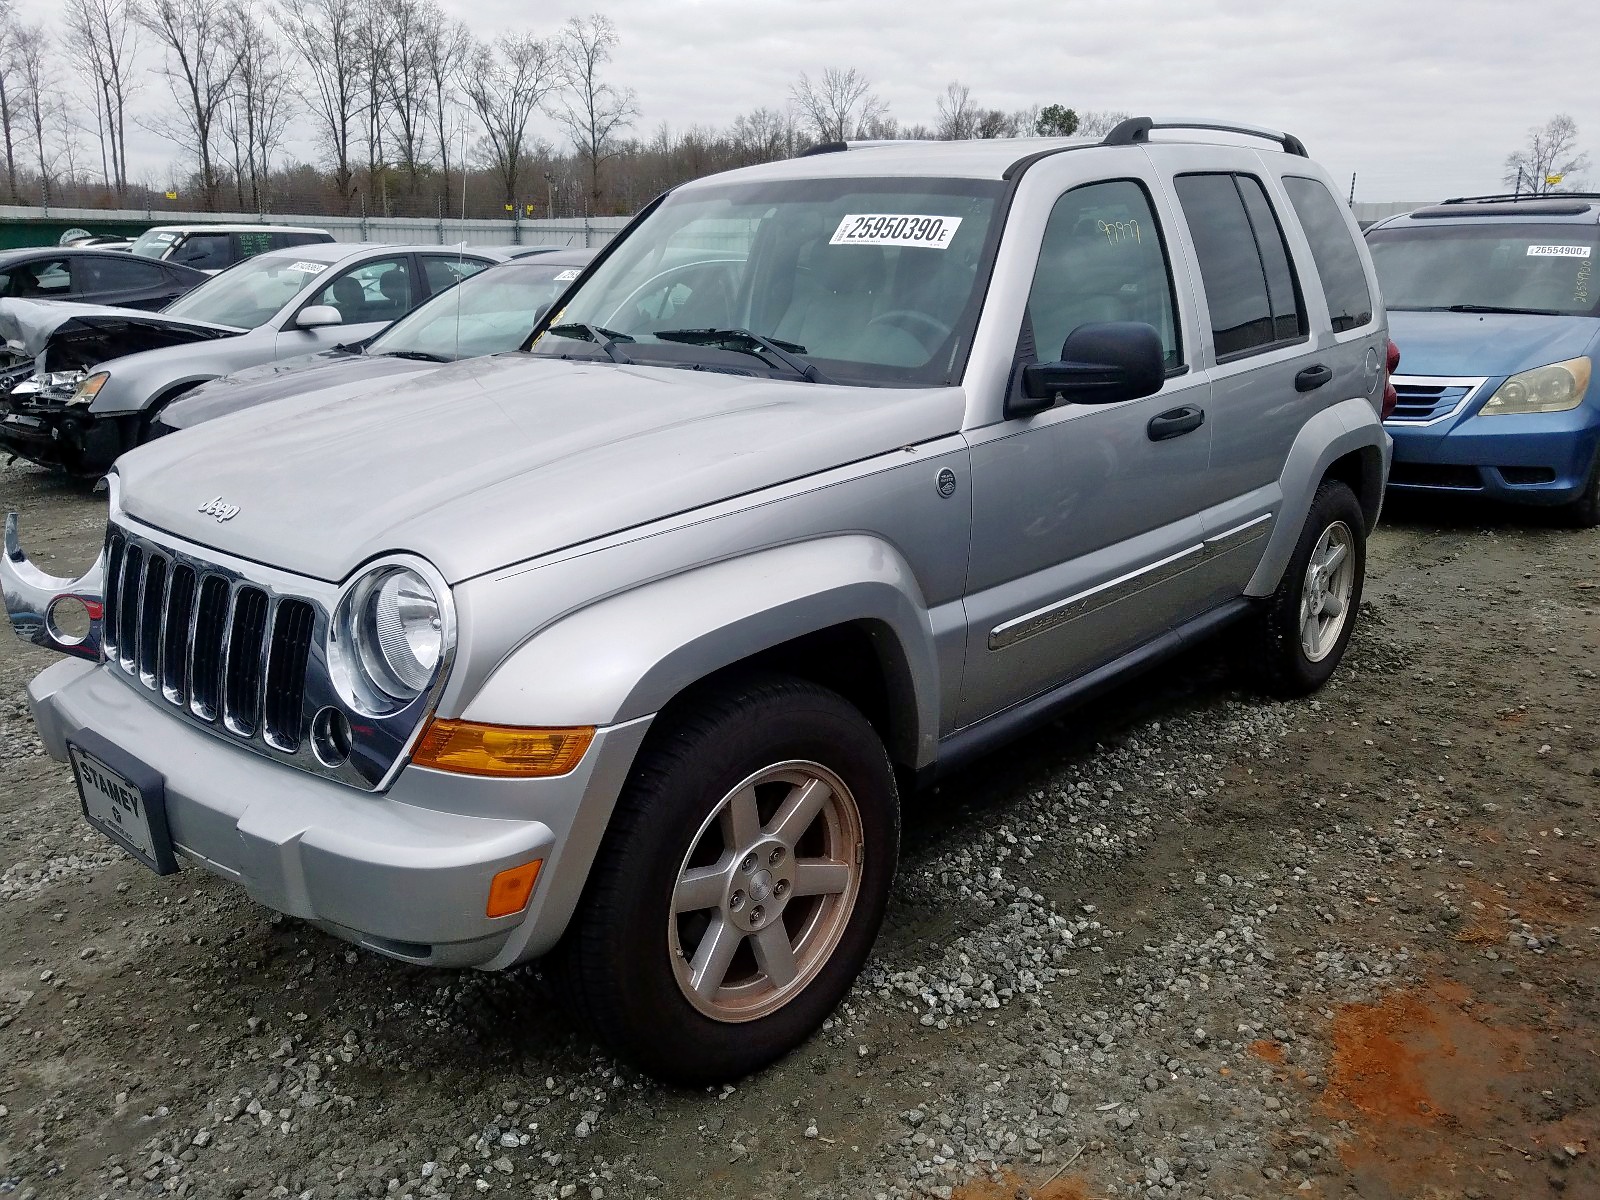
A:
[1283, 177, 1374, 333]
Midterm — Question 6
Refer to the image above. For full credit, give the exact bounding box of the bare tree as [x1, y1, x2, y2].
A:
[356, 0, 393, 204]
[460, 31, 557, 211]
[729, 106, 794, 162]
[276, 0, 363, 210]
[136, 0, 238, 209]
[64, 0, 140, 201]
[12, 24, 61, 204]
[554, 14, 637, 209]
[1075, 109, 1130, 139]
[421, 11, 470, 216]
[0, 1, 22, 201]
[789, 67, 887, 144]
[382, 0, 435, 195]
[1504, 114, 1591, 195]
[220, 5, 291, 209]
[935, 82, 977, 141]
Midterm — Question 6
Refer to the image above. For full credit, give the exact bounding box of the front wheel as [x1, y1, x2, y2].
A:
[1244, 479, 1367, 697]
[550, 674, 898, 1085]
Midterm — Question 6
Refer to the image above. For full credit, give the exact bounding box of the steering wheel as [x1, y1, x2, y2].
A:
[866, 309, 953, 350]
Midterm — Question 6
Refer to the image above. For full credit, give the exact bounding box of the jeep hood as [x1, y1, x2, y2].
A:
[160, 351, 429, 430]
[0, 298, 240, 372]
[116, 354, 965, 583]
[1388, 309, 1600, 378]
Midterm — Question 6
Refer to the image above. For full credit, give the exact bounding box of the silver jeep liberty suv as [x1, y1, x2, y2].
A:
[6, 118, 1392, 1084]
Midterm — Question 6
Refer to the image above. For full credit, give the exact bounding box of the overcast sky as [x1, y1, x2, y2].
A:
[16, 0, 1597, 202]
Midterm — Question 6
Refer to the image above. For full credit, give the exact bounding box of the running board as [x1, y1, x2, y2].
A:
[930, 598, 1255, 782]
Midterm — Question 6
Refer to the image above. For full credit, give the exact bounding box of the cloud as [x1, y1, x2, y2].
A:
[18, 0, 1598, 200]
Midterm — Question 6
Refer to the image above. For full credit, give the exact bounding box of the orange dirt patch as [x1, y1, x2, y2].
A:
[1247, 1038, 1286, 1065]
[949, 1167, 1097, 1200]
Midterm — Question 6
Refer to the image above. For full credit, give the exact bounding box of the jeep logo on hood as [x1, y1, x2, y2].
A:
[198, 496, 240, 523]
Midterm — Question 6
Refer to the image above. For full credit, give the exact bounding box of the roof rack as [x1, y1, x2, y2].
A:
[1439, 191, 1600, 205]
[796, 140, 849, 158]
[1101, 117, 1308, 158]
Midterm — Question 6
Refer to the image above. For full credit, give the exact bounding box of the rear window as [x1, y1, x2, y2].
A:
[1283, 177, 1374, 333]
[1366, 221, 1600, 317]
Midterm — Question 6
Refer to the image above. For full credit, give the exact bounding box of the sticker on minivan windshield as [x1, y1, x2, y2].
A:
[553, 270, 581, 281]
[829, 214, 963, 249]
[1526, 244, 1592, 258]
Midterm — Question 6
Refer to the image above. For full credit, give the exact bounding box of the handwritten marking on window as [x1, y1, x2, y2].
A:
[1098, 219, 1142, 245]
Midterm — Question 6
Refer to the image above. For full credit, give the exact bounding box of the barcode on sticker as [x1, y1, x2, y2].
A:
[1526, 245, 1592, 258]
[829, 214, 962, 249]
[286, 261, 327, 274]
[553, 270, 580, 281]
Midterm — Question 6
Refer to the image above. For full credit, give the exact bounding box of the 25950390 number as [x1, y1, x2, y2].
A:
[828, 213, 963, 249]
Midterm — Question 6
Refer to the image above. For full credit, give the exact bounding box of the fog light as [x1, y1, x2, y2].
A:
[486, 859, 542, 917]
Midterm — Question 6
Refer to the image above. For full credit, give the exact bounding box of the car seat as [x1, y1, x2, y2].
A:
[330, 276, 366, 321]
[772, 244, 889, 359]
[376, 268, 412, 319]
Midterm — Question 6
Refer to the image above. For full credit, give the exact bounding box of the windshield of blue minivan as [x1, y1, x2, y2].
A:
[1368, 223, 1600, 317]
[129, 230, 180, 260]
[529, 176, 1004, 385]
[162, 254, 326, 329]
[372, 260, 579, 361]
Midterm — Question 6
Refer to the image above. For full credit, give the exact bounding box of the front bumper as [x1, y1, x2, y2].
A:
[1386, 395, 1600, 506]
[28, 656, 651, 969]
[0, 397, 127, 474]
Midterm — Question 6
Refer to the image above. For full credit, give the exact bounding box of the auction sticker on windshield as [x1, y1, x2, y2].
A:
[830, 214, 962, 249]
[1527, 245, 1592, 258]
[286, 261, 328, 274]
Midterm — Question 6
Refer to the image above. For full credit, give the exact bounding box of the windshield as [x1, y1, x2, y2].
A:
[530, 176, 1004, 386]
[162, 254, 327, 329]
[129, 230, 180, 260]
[371, 261, 583, 360]
[1368, 222, 1600, 316]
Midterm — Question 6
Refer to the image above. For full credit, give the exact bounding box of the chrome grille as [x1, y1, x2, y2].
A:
[1390, 383, 1471, 423]
[101, 528, 319, 755]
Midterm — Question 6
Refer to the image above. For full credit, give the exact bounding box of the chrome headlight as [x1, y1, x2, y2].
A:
[66, 371, 109, 406]
[1481, 357, 1591, 416]
[332, 562, 452, 711]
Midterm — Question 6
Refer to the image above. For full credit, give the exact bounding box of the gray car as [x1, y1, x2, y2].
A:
[0, 242, 512, 474]
[154, 248, 597, 434]
[6, 118, 1391, 1084]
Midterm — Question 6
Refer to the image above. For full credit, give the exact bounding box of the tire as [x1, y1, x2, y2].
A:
[1245, 479, 1367, 697]
[549, 673, 899, 1085]
[1559, 451, 1600, 528]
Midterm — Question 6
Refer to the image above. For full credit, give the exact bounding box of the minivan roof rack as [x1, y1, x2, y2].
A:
[1101, 117, 1308, 158]
[796, 140, 849, 158]
[1409, 196, 1600, 219]
[1438, 191, 1600, 205]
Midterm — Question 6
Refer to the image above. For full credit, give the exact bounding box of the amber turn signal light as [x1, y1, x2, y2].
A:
[486, 859, 542, 918]
[412, 719, 594, 778]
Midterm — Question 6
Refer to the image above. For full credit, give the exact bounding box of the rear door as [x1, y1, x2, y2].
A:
[1151, 153, 1330, 601]
[958, 170, 1213, 727]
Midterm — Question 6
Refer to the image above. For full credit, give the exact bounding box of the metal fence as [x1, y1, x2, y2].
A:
[0, 205, 631, 251]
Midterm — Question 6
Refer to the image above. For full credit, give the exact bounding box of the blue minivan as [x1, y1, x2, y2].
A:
[1365, 195, 1600, 525]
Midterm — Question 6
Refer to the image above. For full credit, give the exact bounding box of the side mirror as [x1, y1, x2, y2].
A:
[296, 305, 343, 329]
[1009, 321, 1167, 418]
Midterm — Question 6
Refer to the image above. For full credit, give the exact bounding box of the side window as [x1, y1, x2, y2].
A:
[1025, 179, 1182, 370]
[1282, 176, 1374, 333]
[422, 256, 490, 296]
[170, 233, 231, 271]
[75, 256, 168, 293]
[0, 258, 71, 298]
[307, 256, 414, 323]
[1173, 173, 1306, 358]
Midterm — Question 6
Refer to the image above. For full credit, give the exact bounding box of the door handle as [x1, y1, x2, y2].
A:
[1295, 364, 1333, 392]
[1147, 405, 1205, 442]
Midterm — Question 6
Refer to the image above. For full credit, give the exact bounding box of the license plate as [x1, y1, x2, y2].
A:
[69, 742, 178, 874]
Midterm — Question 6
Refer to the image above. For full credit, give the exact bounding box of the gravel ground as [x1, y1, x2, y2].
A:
[1, 458, 1596, 1200]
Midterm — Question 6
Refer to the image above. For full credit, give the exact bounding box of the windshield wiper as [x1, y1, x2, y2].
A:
[377, 349, 453, 362]
[653, 327, 835, 384]
[1446, 304, 1565, 317]
[547, 322, 636, 363]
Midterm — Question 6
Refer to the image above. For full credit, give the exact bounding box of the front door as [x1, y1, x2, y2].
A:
[958, 176, 1213, 728]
